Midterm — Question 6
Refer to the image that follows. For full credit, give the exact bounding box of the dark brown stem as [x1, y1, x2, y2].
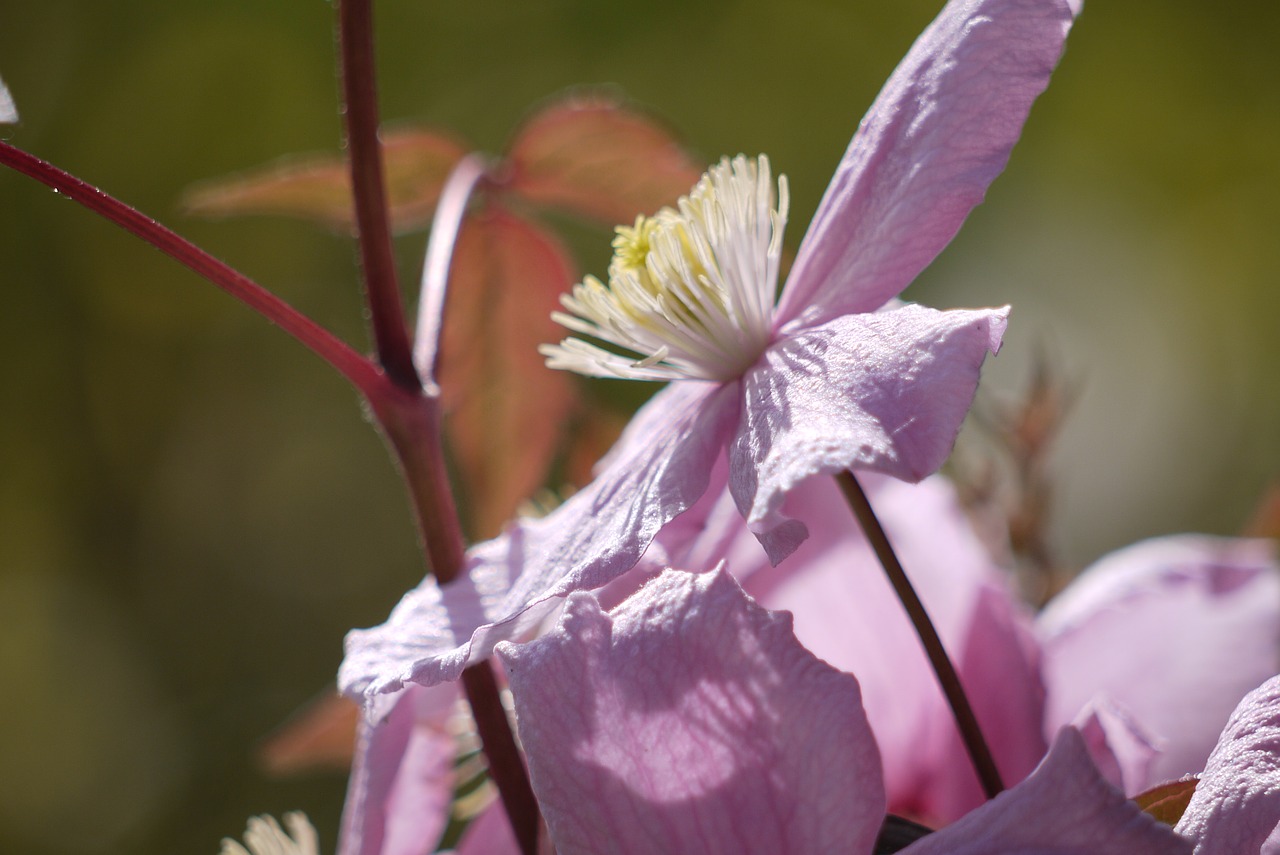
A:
[836, 470, 1004, 800]
[461, 663, 543, 855]
[337, 0, 419, 390]
[0, 140, 381, 395]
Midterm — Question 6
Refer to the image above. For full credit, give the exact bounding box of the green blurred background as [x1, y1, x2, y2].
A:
[1, 1, 1277, 852]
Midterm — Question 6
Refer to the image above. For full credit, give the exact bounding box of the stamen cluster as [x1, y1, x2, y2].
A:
[540, 154, 789, 382]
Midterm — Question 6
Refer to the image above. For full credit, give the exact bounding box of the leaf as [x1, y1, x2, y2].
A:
[438, 206, 579, 539]
[257, 688, 359, 777]
[183, 127, 469, 233]
[1243, 482, 1280, 538]
[1132, 777, 1198, 826]
[0, 73, 17, 124]
[505, 94, 705, 226]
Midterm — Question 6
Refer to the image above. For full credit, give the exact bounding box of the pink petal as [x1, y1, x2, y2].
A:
[1039, 536, 1280, 788]
[589, 471, 1045, 828]
[730, 304, 1007, 560]
[496, 568, 885, 855]
[0, 74, 16, 124]
[903, 728, 1193, 854]
[1175, 675, 1280, 853]
[340, 382, 738, 696]
[1071, 699, 1161, 796]
[748, 475, 1044, 825]
[338, 685, 458, 855]
[450, 804, 520, 855]
[774, 0, 1077, 328]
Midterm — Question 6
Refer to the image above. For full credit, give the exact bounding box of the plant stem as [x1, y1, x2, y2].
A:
[836, 470, 1004, 800]
[337, 0, 419, 391]
[0, 141, 382, 395]
[334, 4, 541, 847]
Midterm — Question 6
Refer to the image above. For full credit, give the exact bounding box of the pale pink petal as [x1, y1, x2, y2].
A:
[730, 304, 1007, 560]
[338, 685, 458, 855]
[1039, 536, 1280, 788]
[340, 381, 738, 696]
[0, 74, 16, 124]
[1175, 675, 1280, 853]
[903, 728, 1193, 854]
[1071, 698, 1162, 796]
[450, 803, 520, 855]
[497, 568, 885, 855]
[630, 472, 1045, 826]
[774, 0, 1077, 328]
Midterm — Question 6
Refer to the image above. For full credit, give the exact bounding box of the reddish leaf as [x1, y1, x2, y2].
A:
[438, 206, 578, 539]
[257, 689, 359, 777]
[1243, 482, 1280, 539]
[1132, 778, 1198, 826]
[183, 128, 469, 233]
[505, 95, 705, 226]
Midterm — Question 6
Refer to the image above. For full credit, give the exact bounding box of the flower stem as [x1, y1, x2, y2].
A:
[836, 470, 1004, 800]
[334, 5, 541, 846]
[0, 140, 382, 396]
[336, 0, 419, 391]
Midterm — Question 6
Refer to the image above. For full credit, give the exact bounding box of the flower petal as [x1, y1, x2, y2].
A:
[730, 304, 1007, 559]
[1071, 698, 1162, 796]
[0, 73, 16, 124]
[340, 381, 738, 696]
[743, 475, 1045, 825]
[1039, 536, 1280, 788]
[1175, 675, 1280, 853]
[497, 568, 885, 855]
[774, 0, 1077, 328]
[338, 685, 458, 855]
[903, 727, 1192, 854]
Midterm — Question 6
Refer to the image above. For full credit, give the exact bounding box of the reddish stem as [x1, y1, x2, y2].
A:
[836, 470, 1005, 800]
[335, 4, 542, 849]
[0, 141, 381, 395]
[337, 0, 419, 390]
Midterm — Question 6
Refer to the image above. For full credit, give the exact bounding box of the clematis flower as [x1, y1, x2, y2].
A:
[340, 0, 1080, 699]
[221, 813, 320, 855]
[493, 567, 1188, 854]
[637, 472, 1280, 827]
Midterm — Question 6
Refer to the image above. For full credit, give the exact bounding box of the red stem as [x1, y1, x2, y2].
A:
[337, 0, 419, 390]
[0, 140, 381, 395]
[836, 470, 1005, 800]
[334, 4, 542, 849]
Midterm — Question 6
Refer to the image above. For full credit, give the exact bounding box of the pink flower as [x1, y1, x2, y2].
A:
[340, 0, 1079, 700]
[492, 567, 1188, 854]
[649, 473, 1279, 827]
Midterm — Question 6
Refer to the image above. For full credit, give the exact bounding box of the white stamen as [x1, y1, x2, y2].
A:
[220, 813, 320, 855]
[541, 154, 789, 382]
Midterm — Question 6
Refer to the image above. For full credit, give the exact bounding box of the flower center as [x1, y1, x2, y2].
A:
[540, 154, 788, 382]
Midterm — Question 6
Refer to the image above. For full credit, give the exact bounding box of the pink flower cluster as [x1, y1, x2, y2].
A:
[331, 0, 1280, 852]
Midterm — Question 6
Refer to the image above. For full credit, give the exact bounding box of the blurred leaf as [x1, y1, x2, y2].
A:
[183, 128, 469, 233]
[505, 94, 704, 226]
[1132, 778, 1198, 826]
[257, 689, 358, 777]
[439, 206, 578, 539]
[1243, 482, 1280, 539]
[561, 406, 629, 490]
